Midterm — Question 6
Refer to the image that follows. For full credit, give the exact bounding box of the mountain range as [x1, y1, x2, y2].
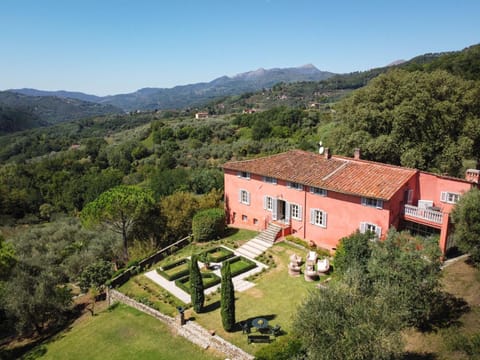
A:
[0, 91, 122, 134]
[10, 64, 334, 112]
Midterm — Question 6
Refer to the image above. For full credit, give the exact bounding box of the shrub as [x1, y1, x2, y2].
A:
[223, 256, 257, 277]
[221, 261, 235, 331]
[190, 254, 204, 313]
[175, 272, 221, 294]
[199, 246, 234, 263]
[255, 335, 305, 360]
[156, 258, 191, 281]
[192, 208, 225, 242]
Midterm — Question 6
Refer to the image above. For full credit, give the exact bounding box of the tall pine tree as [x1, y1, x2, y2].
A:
[190, 254, 204, 313]
[220, 261, 235, 331]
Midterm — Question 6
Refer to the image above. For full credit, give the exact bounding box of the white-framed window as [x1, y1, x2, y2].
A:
[310, 209, 327, 228]
[239, 189, 250, 205]
[359, 222, 382, 238]
[288, 182, 303, 191]
[361, 197, 383, 209]
[263, 195, 274, 211]
[290, 203, 303, 220]
[440, 191, 460, 204]
[310, 186, 327, 196]
[237, 171, 250, 179]
[263, 176, 277, 184]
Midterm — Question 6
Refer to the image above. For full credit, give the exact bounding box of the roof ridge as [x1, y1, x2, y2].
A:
[322, 160, 349, 181]
[332, 155, 417, 172]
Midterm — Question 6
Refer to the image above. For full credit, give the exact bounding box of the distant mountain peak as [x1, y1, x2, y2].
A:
[299, 63, 318, 70]
[386, 59, 406, 67]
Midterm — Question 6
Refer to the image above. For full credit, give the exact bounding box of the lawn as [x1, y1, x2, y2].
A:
[403, 257, 480, 359]
[185, 242, 321, 352]
[28, 303, 222, 360]
[117, 229, 320, 354]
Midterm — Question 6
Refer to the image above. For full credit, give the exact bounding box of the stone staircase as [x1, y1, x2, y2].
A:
[257, 222, 282, 244]
[235, 223, 281, 259]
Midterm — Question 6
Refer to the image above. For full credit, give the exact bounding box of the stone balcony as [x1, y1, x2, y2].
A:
[404, 204, 443, 225]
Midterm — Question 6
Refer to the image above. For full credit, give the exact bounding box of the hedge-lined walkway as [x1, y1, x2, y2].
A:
[145, 245, 268, 304]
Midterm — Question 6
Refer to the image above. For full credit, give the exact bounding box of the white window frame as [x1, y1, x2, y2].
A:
[263, 176, 277, 185]
[237, 171, 250, 180]
[310, 186, 327, 196]
[263, 195, 274, 211]
[440, 191, 460, 204]
[310, 208, 327, 228]
[239, 189, 250, 205]
[361, 197, 383, 209]
[359, 222, 382, 238]
[290, 203, 303, 221]
[288, 182, 304, 191]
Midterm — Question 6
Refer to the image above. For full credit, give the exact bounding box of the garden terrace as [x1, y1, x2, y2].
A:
[200, 246, 235, 263]
[157, 258, 191, 281]
[224, 256, 257, 277]
[175, 272, 222, 294]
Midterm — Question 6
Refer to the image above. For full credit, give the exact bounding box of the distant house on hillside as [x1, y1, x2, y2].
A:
[223, 148, 480, 254]
[195, 112, 209, 119]
[243, 108, 256, 114]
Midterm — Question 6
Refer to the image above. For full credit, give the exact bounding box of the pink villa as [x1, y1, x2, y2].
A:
[223, 148, 480, 254]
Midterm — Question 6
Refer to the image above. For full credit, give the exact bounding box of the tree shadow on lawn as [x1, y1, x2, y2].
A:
[398, 352, 438, 359]
[421, 291, 470, 332]
[223, 227, 239, 238]
[202, 300, 221, 313]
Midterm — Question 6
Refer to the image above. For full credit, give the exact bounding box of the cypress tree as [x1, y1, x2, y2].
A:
[220, 261, 235, 331]
[190, 254, 204, 313]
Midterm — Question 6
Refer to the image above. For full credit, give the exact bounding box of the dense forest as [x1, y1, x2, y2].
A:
[1, 43, 479, 348]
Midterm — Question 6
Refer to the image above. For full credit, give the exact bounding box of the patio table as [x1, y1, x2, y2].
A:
[251, 317, 269, 331]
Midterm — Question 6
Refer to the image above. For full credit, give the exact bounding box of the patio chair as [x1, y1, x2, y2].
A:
[270, 324, 281, 337]
[317, 258, 330, 273]
[306, 251, 317, 264]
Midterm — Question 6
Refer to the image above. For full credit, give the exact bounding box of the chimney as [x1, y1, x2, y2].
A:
[466, 169, 480, 184]
[324, 147, 331, 159]
[354, 148, 361, 160]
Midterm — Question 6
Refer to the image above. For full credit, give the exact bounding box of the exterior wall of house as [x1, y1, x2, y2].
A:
[224, 168, 399, 251]
[224, 165, 477, 254]
[413, 172, 474, 252]
[302, 190, 392, 250]
[417, 172, 472, 213]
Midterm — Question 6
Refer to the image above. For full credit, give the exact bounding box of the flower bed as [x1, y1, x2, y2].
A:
[175, 272, 221, 294]
[224, 256, 257, 277]
[157, 258, 191, 281]
[200, 246, 234, 263]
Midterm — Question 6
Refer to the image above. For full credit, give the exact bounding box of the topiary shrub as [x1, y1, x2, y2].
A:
[192, 208, 226, 242]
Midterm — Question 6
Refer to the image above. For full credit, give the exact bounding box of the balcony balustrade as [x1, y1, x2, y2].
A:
[404, 204, 443, 224]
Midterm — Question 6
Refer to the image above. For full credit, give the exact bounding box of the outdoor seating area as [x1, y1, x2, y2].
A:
[288, 250, 331, 281]
[288, 253, 302, 276]
[243, 317, 282, 344]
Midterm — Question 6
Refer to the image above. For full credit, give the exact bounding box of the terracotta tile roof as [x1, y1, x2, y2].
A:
[223, 150, 417, 200]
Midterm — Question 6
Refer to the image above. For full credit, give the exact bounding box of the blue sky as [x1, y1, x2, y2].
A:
[0, 0, 478, 95]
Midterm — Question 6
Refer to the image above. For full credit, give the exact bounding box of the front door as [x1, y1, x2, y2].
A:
[276, 199, 286, 222]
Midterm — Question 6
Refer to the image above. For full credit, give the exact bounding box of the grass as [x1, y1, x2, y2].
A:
[24, 303, 222, 360]
[225, 256, 257, 277]
[185, 242, 320, 352]
[175, 272, 221, 294]
[201, 246, 234, 262]
[403, 258, 480, 359]
[119, 276, 184, 316]
[157, 259, 191, 281]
